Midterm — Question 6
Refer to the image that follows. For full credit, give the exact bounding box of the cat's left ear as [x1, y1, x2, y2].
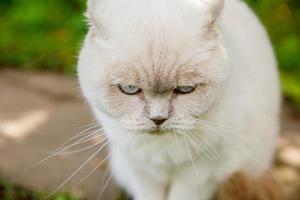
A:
[85, 0, 102, 29]
[85, 0, 96, 27]
[203, 0, 224, 25]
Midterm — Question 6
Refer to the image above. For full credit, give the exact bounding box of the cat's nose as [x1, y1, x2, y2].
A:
[151, 117, 167, 126]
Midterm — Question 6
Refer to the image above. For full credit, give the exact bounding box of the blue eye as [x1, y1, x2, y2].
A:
[174, 86, 196, 94]
[119, 85, 141, 95]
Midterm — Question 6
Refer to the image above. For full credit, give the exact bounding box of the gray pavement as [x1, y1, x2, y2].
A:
[0, 70, 119, 200]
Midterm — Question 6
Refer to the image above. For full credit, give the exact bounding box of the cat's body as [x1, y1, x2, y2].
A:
[78, 0, 280, 199]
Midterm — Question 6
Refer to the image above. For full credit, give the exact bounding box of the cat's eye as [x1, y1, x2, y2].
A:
[118, 85, 141, 95]
[174, 86, 196, 94]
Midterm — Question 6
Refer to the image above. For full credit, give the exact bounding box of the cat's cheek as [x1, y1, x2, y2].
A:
[104, 87, 144, 118]
[174, 85, 220, 117]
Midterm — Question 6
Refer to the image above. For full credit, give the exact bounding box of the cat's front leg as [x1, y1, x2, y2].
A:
[129, 172, 167, 200]
[168, 165, 217, 200]
[111, 154, 166, 200]
[168, 180, 216, 200]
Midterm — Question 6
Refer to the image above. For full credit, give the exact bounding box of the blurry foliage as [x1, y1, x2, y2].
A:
[245, 0, 300, 107]
[0, 0, 299, 106]
[0, 0, 86, 73]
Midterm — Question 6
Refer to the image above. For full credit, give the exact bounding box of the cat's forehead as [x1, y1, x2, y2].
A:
[100, 23, 216, 92]
[104, 37, 214, 91]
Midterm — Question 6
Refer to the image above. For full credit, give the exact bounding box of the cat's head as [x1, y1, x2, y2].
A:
[78, 0, 229, 135]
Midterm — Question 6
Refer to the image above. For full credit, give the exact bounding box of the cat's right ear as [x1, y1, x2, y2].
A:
[85, 0, 98, 28]
[85, 0, 107, 40]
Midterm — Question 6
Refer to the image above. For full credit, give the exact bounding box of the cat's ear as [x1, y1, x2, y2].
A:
[202, 0, 224, 25]
[85, 0, 104, 31]
[85, 0, 97, 28]
[85, 0, 108, 41]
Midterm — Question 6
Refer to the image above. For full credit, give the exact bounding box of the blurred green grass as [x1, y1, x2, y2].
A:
[246, 0, 300, 108]
[0, 0, 299, 107]
[0, 0, 87, 73]
[0, 178, 81, 200]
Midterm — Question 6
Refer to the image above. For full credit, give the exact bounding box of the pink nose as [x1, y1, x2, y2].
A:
[151, 117, 167, 126]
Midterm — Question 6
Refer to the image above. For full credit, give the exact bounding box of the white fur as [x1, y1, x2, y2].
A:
[77, 0, 280, 199]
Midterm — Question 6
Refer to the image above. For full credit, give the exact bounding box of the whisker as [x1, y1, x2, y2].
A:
[195, 119, 237, 134]
[24, 125, 103, 172]
[184, 130, 220, 165]
[181, 132, 199, 175]
[78, 150, 113, 185]
[99, 165, 111, 190]
[47, 140, 110, 198]
[61, 123, 103, 146]
[97, 172, 114, 200]
[174, 132, 180, 147]
[191, 134, 220, 164]
[199, 124, 234, 144]
[78, 132, 135, 185]
[55, 139, 106, 156]
[75, 121, 101, 129]
[53, 131, 104, 155]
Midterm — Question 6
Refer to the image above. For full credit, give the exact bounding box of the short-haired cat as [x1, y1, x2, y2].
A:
[78, 0, 280, 199]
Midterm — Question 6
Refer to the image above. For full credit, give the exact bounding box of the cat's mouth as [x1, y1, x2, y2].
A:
[147, 126, 165, 135]
[125, 125, 180, 135]
[141, 126, 177, 135]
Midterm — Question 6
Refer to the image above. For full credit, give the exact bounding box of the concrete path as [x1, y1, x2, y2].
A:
[0, 70, 119, 200]
[0, 69, 300, 200]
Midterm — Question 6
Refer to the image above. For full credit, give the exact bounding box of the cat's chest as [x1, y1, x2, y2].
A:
[121, 134, 212, 168]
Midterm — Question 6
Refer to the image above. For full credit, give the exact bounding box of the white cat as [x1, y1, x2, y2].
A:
[77, 0, 280, 199]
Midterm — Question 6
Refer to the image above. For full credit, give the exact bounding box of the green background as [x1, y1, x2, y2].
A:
[0, 0, 299, 107]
